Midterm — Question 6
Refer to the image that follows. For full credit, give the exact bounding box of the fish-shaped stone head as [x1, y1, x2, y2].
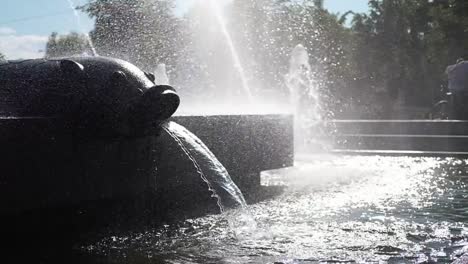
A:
[0, 56, 180, 137]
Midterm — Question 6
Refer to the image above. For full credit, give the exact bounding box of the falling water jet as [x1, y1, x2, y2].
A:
[162, 121, 247, 211]
[66, 0, 97, 56]
[162, 121, 258, 237]
[208, 0, 253, 102]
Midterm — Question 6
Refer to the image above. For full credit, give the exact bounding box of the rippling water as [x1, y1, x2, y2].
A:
[80, 156, 468, 263]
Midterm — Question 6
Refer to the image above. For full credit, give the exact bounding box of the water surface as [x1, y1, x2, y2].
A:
[81, 155, 468, 263]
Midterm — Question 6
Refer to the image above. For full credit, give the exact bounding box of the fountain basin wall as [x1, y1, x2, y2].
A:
[153, 114, 294, 212]
[0, 114, 294, 215]
[0, 117, 159, 215]
[162, 114, 294, 189]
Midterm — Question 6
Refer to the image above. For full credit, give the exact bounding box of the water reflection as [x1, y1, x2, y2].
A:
[81, 156, 468, 263]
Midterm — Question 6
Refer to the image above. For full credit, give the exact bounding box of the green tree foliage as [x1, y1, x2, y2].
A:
[425, 0, 468, 97]
[429, 0, 468, 61]
[45, 32, 94, 58]
[80, 0, 182, 72]
[348, 0, 436, 117]
[347, 0, 468, 117]
[0, 52, 5, 61]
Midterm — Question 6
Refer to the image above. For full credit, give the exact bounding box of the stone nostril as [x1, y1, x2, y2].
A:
[144, 72, 156, 83]
[130, 85, 180, 134]
[142, 85, 180, 120]
[157, 89, 180, 120]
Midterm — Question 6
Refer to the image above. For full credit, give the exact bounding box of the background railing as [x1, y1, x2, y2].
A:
[324, 120, 468, 157]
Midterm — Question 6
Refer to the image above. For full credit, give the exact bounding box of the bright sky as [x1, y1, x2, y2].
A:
[0, 0, 369, 59]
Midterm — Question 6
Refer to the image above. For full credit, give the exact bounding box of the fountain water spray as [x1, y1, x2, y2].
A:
[285, 44, 328, 152]
[154, 63, 170, 85]
[285, 44, 316, 116]
[66, 0, 97, 56]
[208, 0, 253, 102]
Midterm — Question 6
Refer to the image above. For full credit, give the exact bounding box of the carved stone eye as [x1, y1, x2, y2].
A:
[60, 60, 84, 76]
[145, 72, 155, 83]
[112, 70, 127, 83]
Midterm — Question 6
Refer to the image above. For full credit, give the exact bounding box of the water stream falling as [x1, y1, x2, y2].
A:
[157, 68, 245, 212]
[162, 121, 257, 237]
[65, 0, 97, 56]
[162, 121, 246, 210]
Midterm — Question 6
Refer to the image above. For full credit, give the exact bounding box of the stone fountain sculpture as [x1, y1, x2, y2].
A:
[0, 56, 293, 224]
[0, 57, 179, 215]
[0, 57, 179, 137]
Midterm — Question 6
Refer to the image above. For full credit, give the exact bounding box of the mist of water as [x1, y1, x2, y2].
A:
[66, 0, 97, 56]
[285, 44, 329, 152]
[154, 63, 170, 85]
[208, 0, 253, 102]
[286, 45, 311, 108]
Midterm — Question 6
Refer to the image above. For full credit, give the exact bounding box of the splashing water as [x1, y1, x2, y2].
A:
[82, 156, 468, 263]
[285, 44, 319, 119]
[154, 63, 169, 85]
[66, 0, 97, 56]
[208, 0, 253, 102]
[162, 121, 257, 237]
[285, 44, 328, 152]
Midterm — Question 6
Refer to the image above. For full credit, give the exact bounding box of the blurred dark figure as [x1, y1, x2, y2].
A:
[446, 58, 468, 119]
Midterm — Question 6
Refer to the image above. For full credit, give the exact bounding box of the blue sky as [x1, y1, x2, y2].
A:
[0, 0, 369, 59]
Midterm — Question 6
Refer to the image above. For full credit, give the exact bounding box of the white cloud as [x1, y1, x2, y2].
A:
[0, 27, 16, 35]
[0, 27, 48, 60]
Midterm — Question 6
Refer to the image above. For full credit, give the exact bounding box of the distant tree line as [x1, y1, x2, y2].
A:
[44, 0, 468, 119]
[346, 0, 468, 118]
[45, 32, 94, 58]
